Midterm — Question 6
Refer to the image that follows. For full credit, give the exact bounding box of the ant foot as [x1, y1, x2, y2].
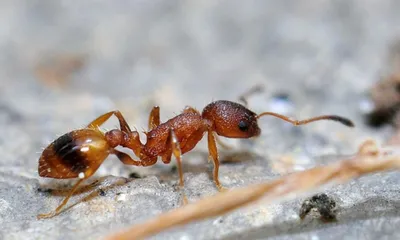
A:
[216, 185, 229, 192]
[37, 212, 56, 220]
[178, 184, 189, 205]
[182, 195, 189, 205]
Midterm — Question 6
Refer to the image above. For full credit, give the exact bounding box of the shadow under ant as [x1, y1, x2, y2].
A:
[36, 176, 133, 217]
[59, 178, 131, 214]
[37, 176, 129, 200]
[37, 147, 263, 217]
[37, 148, 255, 218]
[159, 149, 264, 184]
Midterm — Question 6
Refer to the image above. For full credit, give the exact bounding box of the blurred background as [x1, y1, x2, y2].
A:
[1, 0, 400, 239]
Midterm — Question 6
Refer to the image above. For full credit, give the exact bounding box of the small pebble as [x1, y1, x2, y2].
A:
[98, 189, 106, 196]
[116, 193, 127, 202]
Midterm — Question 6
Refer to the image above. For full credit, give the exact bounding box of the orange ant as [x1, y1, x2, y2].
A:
[37, 99, 354, 219]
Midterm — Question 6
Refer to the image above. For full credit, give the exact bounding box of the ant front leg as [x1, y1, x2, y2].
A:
[37, 179, 85, 219]
[148, 106, 160, 131]
[207, 130, 228, 192]
[167, 129, 184, 187]
[87, 110, 132, 133]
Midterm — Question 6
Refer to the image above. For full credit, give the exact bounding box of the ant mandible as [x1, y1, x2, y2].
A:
[37, 99, 354, 219]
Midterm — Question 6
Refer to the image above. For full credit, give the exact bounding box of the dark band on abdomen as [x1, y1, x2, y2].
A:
[52, 132, 88, 173]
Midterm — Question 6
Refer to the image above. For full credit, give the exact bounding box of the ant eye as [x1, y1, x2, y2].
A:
[238, 120, 249, 131]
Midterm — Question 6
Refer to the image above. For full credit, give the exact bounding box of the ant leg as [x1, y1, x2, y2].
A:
[87, 111, 132, 133]
[148, 106, 160, 131]
[37, 178, 85, 219]
[207, 130, 227, 192]
[168, 129, 184, 187]
[111, 149, 157, 166]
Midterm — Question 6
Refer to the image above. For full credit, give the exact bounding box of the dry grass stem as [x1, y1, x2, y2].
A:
[105, 140, 400, 240]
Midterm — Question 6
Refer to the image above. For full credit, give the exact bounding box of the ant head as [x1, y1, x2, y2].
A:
[202, 100, 261, 138]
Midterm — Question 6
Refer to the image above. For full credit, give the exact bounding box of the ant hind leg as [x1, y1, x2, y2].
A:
[37, 178, 85, 219]
[87, 111, 132, 133]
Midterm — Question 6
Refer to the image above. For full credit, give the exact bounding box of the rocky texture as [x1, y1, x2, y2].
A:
[0, 0, 399, 239]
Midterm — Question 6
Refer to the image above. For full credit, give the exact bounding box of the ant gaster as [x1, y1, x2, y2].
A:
[37, 100, 354, 219]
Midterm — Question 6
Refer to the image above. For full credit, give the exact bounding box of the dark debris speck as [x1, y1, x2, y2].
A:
[299, 193, 337, 222]
[37, 188, 52, 194]
[129, 172, 141, 179]
[98, 189, 106, 196]
[170, 165, 177, 173]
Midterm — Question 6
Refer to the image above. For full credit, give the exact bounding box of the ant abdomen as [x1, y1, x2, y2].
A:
[38, 129, 110, 179]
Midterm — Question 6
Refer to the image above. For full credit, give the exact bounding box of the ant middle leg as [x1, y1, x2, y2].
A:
[166, 128, 188, 204]
[37, 178, 85, 219]
[87, 110, 132, 133]
[163, 126, 205, 185]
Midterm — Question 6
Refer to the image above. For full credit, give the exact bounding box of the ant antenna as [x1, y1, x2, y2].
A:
[256, 112, 354, 127]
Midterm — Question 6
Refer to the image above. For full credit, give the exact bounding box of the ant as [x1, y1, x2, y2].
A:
[37, 97, 354, 219]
